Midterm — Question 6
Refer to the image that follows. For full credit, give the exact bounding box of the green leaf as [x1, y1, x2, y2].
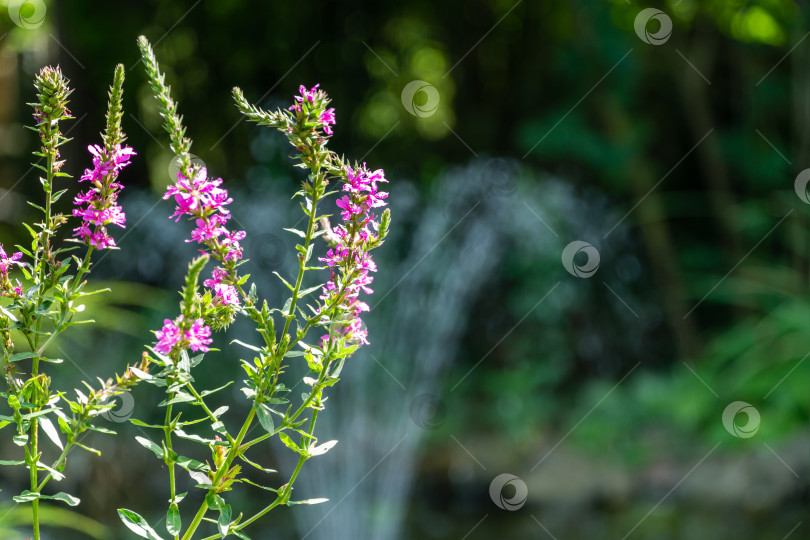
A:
[279, 432, 306, 456]
[129, 367, 153, 380]
[308, 439, 338, 457]
[238, 454, 276, 475]
[13, 434, 28, 446]
[135, 436, 164, 459]
[76, 442, 102, 456]
[200, 381, 233, 397]
[272, 272, 295, 291]
[175, 455, 209, 472]
[253, 403, 274, 434]
[37, 461, 65, 481]
[190, 354, 205, 368]
[215, 497, 231, 537]
[283, 227, 306, 238]
[0, 459, 25, 466]
[40, 491, 80, 506]
[130, 418, 164, 429]
[13, 490, 40, 503]
[39, 417, 64, 451]
[166, 503, 181, 536]
[175, 429, 216, 445]
[8, 352, 37, 362]
[231, 339, 261, 352]
[282, 297, 293, 317]
[159, 391, 195, 406]
[56, 414, 71, 435]
[297, 284, 323, 298]
[118, 508, 166, 540]
[288, 498, 329, 505]
[188, 470, 213, 489]
[240, 478, 278, 492]
[211, 406, 229, 418]
[88, 424, 116, 435]
[51, 188, 69, 203]
[178, 349, 192, 373]
[21, 408, 59, 421]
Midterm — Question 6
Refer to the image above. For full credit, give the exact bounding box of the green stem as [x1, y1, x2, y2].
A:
[36, 441, 73, 492]
[199, 407, 322, 540]
[280, 177, 322, 341]
[163, 385, 180, 540]
[241, 355, 333, 452]
[33, 151, 54, 285]
[180, 408, 256, 540]
[29, 418, 40, 540]
[70, 246, 94, 297]
[285, 271, 358, 353]
[198, 497, 283, 540]
[182, 499, 208, 540]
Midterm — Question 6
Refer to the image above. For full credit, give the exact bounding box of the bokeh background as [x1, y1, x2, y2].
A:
[0, 0, 808, 538]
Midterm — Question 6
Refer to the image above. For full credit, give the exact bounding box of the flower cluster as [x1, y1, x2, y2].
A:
[154, 316, 212, 355]
[151, 167, 245, 354]
[164, 169, 244, 256]
[289, 84, 336, 136]
[72, 144, 135, 249]
[0, 245, 23, 297]
[319, 164, 388, 345]
[164, 167, 245, 307]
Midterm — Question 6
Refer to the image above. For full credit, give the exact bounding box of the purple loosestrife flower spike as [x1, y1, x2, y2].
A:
[234, 82, 392, 347]
[318, 163, 389, 345]
[72, 65, 135, 250]
[139, 36, 245, 321]
[139, 36, 242, 349]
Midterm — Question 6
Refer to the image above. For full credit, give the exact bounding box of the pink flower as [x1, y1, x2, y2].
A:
[212, 283, 240, 306]
[203, 268, 228, 288]
[320, 108, 336, 135]
[155, 318, 183, 354]
[0, 246, 23, 278]
[345, 165, 388, 208]
[89, 229, 116, 250]
[186, 318, 213, 352]
[112, 146, 136, 169]
[317, 162, 388, 346]
[165, 168, 232, 221]
[294, 84, 320, 103]
[74, 191, 97, 205]
[153, 316, 213, 354]
[335, 195, 363, 221]
[73, 143, 135, 250]
[163, 167, 245, 265]
[221, 230, 246, 261]
[188, 216, 227, 244]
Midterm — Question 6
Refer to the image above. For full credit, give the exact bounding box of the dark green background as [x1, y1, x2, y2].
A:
[0, 1, 807, 538]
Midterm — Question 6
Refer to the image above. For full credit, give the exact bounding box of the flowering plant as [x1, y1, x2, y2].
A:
[0, 64, 145, 539]
[0, 37, 390, 540]
[111, 37, 391, 540]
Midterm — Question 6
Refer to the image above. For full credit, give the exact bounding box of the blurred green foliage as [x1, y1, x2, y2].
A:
[0, 0, 808, 537]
